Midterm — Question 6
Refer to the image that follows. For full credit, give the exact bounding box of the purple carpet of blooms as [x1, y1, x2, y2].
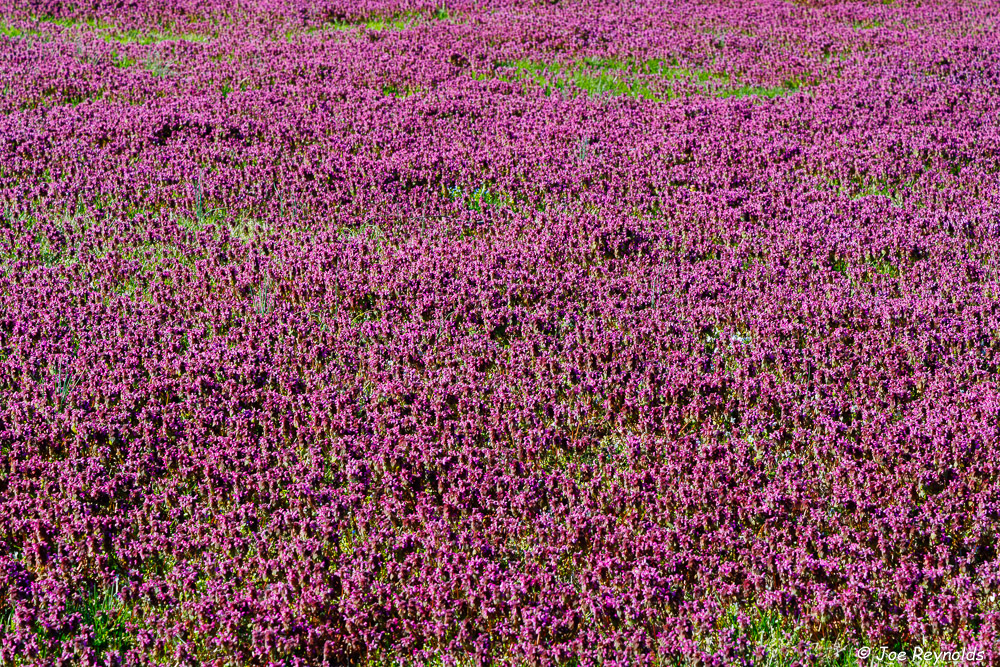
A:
[1, 0, 1000, 664]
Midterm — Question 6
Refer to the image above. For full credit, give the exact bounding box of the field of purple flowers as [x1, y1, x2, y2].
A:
[2, 0, 1000, 664]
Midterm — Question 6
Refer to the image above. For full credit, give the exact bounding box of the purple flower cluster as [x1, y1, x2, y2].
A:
[2, 0, 1000, 664]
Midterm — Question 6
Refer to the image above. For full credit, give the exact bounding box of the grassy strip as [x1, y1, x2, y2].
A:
[473, 57, 802, 101]
[0, 15, 213, 44]
[297, 4, 453, 39]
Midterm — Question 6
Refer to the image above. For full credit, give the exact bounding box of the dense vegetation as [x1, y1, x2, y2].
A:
[1, 0, 999, 664]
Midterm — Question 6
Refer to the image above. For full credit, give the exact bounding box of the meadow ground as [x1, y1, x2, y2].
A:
[1, 0, 1000, 664]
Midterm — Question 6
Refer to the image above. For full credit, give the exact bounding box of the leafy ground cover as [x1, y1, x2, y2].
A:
[1, 0, 1000, 664]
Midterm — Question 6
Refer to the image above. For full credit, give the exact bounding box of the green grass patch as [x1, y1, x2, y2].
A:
[103, 29, 211, 44]
[857, 249, 903, 282]
[446, 184, 516, 212]
[34, 15, 114, 30]
[478, 57, 689, 100]
[474, 57, 802, 101]
[25, 14, 212, 44]
[714, 79, 802, 99]
[820, 173, 916, 207]
[110, 50, 136, 68]
[851, 182, 910, 206]
[319, 12, 417, 32]
[307, 4, 450, 37]
[79, 583, 136, 656]
[352, 13, 418, 31]
[381, 82, 423, 98]
[851, 19, 883, 30]
[865, 258, 900, 280]
[0, 21, 41, 39]
[697, 605, 859, 666]
[2, 582, 136, 663]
